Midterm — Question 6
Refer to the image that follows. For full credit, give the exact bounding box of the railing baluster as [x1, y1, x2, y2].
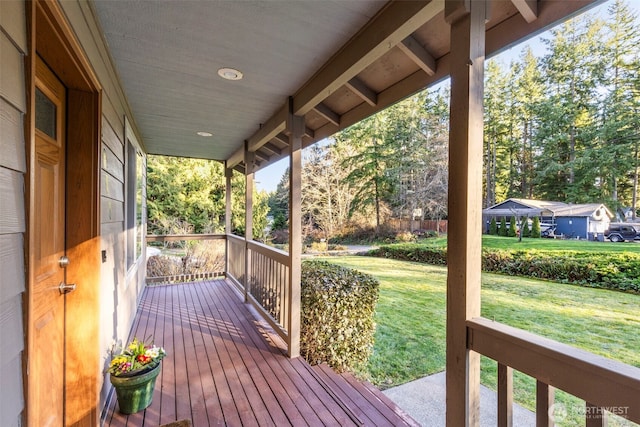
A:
[536, 380, 554, 427]
[497, 363, 513, 427]
[585, 403, 608, 427]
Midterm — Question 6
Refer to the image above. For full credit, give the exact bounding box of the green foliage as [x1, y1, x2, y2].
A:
[489, 217, 498, 235]
[508, 216, 517, 237]
[499, 217, 508, 237]
[369, 245, 447, 266]
[300, 260, 379, 373]
[520, 218, 530, 238]
[147, 155, 270, 240]
[371, 242, 640, 293]
[531, 216, 541, 238]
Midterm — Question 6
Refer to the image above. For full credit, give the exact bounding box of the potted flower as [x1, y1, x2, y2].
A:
[108, 337, 166, 414]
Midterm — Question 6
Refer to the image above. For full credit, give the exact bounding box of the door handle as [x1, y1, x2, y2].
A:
[59, 282, 77, 294]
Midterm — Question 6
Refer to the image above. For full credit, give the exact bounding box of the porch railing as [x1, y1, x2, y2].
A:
[227, 235, 292, 343]
[147, 233, 293, 347]
[467, 317, 640, 426]
[145, 234, 226, 284]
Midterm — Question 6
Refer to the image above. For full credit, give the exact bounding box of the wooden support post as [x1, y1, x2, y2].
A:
[224, 163, 233, 275]
[287, 98, 304, 358]
[445, 1, 486, 426]
[497, 363, 513, 427]
[585, 403, 609, 427]
[536, 381, 554, 427]
[245, 149, 255, 302]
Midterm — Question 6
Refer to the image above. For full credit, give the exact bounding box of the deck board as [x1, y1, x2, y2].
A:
[103, 279, 418, 427]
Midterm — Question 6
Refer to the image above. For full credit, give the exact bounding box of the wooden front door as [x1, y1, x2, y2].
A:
[29, 55, 69, 426]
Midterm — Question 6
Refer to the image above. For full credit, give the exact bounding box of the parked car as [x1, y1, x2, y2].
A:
[604, 223, 640, 242]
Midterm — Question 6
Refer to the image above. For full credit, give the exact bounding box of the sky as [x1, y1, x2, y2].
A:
[255, 0, 636, 193]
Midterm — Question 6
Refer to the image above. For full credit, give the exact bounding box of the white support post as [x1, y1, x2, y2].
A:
[445, 0, 486, 426]
[245, 149, 254, 303]
[287, 98, 304, 358]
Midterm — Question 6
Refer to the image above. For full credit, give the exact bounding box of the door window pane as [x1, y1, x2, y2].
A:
[35, 88, 57, 139]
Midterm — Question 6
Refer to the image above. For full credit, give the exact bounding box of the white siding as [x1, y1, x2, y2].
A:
[0, 3, 26, 426]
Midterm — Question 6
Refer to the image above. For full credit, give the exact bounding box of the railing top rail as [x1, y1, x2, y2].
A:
[146, 233, 226, 242]
[226, 234, 246, 243]
[467, 317, 640, 422]
[247, 240, 290, 264]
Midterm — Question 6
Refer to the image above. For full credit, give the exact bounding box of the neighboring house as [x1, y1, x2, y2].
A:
[483, 198, 614, 239]
[1, 1, 637, 426]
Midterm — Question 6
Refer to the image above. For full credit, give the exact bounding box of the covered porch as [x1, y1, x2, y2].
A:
[102, 278, 418, 426]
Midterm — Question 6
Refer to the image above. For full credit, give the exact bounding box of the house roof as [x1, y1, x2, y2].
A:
[90, 0, 600, 172]
[483, 198, 614, 219]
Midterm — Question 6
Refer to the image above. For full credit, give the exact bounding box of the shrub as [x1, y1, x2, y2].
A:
[489, 218, 498, 235]
[531, 217, 541, 238]
[521, 218, 530, 237]
[300, 260, 379, 373]
[508, 216, 517, 237]
[395, 230, 416, 243]
[368, 244, 447, 265]
[499, 217, 508, 236]
[370, 243, 640, 293]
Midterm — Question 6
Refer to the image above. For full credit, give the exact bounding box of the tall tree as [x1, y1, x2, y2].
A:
[534, 14, 605, 201]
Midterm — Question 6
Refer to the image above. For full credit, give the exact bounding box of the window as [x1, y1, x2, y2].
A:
[126, 125, 145, 270]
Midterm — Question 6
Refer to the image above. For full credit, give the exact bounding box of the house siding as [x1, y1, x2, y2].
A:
[0, 1, 27, 425]
[556, 217, 588, 239]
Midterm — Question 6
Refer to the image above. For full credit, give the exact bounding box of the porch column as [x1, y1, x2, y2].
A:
[287, 99, 304, 358]
[445, 0, 486, 426]
[245, 148, 255, 303]
[224, 162, 233, 275]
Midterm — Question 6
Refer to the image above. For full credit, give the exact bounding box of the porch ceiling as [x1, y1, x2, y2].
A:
[91, 0, 600, 172]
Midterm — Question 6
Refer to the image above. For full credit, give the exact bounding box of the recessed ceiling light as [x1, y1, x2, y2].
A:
[197, 131, 213, 137]
[217, 67, 243, 81]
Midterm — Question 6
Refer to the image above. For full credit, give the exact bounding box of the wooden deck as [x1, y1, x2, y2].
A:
[102, 279, 419, 427]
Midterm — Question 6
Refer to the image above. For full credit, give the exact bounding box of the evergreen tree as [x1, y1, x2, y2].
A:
[508, 215, 518, 237]
[499, 217, 508, 237]
[521, 218, 531, 238]
[489, 217, 497, 235]
[531, 217, 541, 238]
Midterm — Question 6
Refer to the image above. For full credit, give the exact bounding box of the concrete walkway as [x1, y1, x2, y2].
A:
[383, 372, 536, 427]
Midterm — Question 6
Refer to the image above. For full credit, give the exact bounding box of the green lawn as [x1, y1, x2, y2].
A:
[411, 234, 640, 253]
[320, 256, 640, 423]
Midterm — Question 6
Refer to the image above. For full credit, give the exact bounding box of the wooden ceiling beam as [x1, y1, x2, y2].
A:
[292, 0, 444, 116]
[313, 103, 340, 127]
[398, 35, 436, 76]
[246, 102, 288, 152]
[345, 77, 377, 106]
[227, 145, 245, 169]
[511, 0, 538, 24]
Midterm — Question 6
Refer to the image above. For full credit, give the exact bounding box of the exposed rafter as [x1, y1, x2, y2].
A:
[397, 35, 436, 76]
[262, 142, 283, 155]
[292, 0, 444, 116]
[313, 103, 340, 127]
[511, 0, 538, 23]
[345, 77, 377, 107]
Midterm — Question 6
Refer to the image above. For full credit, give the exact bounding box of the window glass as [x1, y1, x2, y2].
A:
[35, 88, 57, 138]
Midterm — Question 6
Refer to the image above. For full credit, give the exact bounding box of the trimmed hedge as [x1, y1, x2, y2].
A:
[301, 260, 379, 373]
[369, 244, 640, 293]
